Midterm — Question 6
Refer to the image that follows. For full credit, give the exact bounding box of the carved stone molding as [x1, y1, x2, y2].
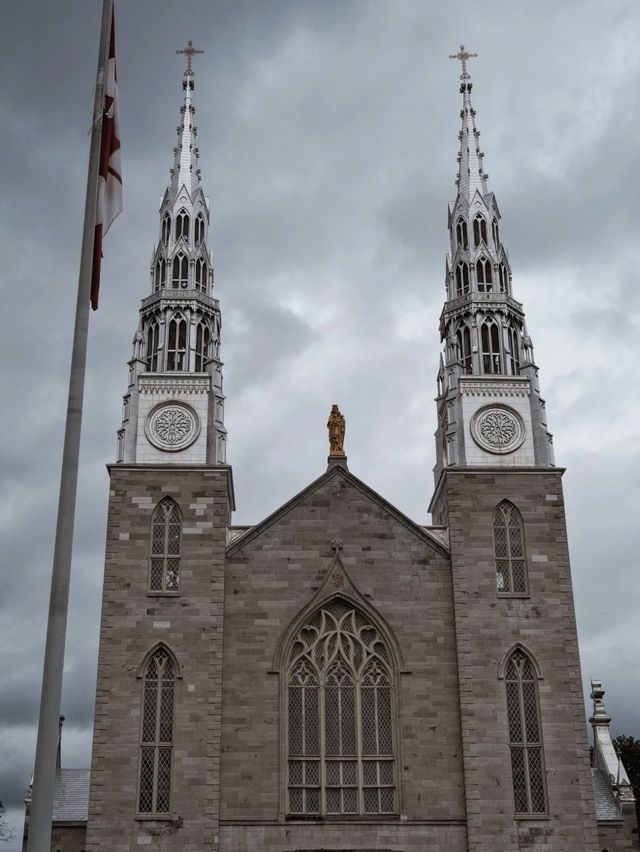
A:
[470, 404, 525, 455]
[459, 378, 530, 398]
[138, 376, 210, 395]
[145, 401, 200, 452]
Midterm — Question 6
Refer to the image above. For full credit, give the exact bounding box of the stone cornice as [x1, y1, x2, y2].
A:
[458, 376, 531, 397]
[138, 374, 211, 395]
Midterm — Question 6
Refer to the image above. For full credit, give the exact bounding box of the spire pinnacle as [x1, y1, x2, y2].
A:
[170, 40, 204, 198]
[450, 43, 487, 199]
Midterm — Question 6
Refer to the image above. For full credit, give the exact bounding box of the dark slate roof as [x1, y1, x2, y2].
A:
[592, 768, 621, 821]
[52, 769, 90, 822]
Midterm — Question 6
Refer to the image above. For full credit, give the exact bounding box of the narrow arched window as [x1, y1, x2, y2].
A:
[138, 648, 175, 814]
[150, 498, 181, 591]
[505, 650, 546, 814]
[456, 217, 468, 250]
[161, 214, 171, 246]
[499, 263, 508, 293]
[154, 258, 166, 292]
[494, 501, 527, 593]
[146, 322, 160, 372]
[172, 253, 189, 289]
[476, 257, 493, 292]
[508, 326, 521, 375]
[481, 316, 502, 374]
[175, 208, 189, 242]
[195, 257, 207, 293]
[194, 213, 205, 246]
[166, 314, 188, 371]
[195, 322, 211, 371]
[287, 599, 396, 816]
[456, 324, 472, 374]
[491, 217, 500, 248]
[455, 262, 470, 296]
[473, 213, 487, 247]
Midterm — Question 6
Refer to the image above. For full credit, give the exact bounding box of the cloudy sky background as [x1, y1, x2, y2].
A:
[1, 0, 640, 845]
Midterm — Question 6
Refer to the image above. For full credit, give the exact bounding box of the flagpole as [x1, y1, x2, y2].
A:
[27, 1, 114, 849]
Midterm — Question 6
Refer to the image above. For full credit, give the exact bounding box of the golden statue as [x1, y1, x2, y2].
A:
[327, 404, 346, 456]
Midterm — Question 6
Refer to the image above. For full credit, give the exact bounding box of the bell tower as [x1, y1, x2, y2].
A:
[117, 41, 227, 466]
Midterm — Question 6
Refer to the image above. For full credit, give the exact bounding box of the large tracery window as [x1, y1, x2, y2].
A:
[175, 208, 190, 242]
[172, 254, 189, 289]
[166, 314, 188, 370]
[456, 217, 468, 250]
[287, 599, 396, 816]
[150, 498, 182, 591]
[455, 262, 470, 296]
[194, 213, 205, 246]
[505, 650, 546, 815]
[476, 257, 493, 292]
[494, 501, 527, 594]
[481, 316, 502, 374]
[473, 213, 487, 247]
[146, 322, 160, 372]
[195, 322, 211, 371]
[138, 647, 175, 815]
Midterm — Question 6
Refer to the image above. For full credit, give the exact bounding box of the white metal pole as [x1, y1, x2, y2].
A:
[26, 1, 113, 849]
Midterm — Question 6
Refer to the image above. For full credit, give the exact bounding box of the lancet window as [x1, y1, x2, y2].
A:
[175, 208, 190, 242]
[150, 498, 182, 591]
[146, 321, 160, 372]
[494, 501, 527, 593]
[195, 322, 211, 371]
[456, 324, 472, 374]
[481, 316, 502, 373]
[194, 213, 205, 246]
[498, 263, 508, 293]
[507, 325, 521, 375]
[473, 213, 487, 247]
[476, 257, 493, 292]
[138, 647, 175, 814]
[455, 262, 470, 297]
[505, 650, 546, 814]
[166, 314, 188, 371]
[195, 257, 208, 293]
[456, 217, 468, 250]
[161, 214, 171, 246]
[172, 254, 189, 289]
[491, 217, 500, 248]
[154, 258, 166, 292]
[287, 599, 396, 816]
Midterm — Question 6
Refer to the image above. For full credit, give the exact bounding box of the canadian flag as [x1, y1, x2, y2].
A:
[90, 8, 122, 310]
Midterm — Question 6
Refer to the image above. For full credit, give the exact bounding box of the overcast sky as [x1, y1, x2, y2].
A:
[1, 1, 639, 846]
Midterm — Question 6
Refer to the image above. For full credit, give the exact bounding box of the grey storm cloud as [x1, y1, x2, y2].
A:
[1, 1, 639, 847]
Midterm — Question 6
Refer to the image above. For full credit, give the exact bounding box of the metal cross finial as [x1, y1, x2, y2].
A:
[449, 44, 478, 81]
[176, 39, 204, 76]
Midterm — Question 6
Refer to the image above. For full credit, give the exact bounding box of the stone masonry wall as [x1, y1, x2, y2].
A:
[85, 465, 231, 852]
[433, 468, 600, 852]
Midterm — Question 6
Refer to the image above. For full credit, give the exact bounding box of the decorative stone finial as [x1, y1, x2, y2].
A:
[327, 405, 346, 457]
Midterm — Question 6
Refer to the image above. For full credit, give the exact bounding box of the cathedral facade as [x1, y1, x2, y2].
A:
[25, 46, 638, 852]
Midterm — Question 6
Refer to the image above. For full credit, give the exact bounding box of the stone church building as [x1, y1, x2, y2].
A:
[24, 46, 638, 852]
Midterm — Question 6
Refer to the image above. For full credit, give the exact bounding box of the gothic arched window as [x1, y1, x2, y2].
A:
[194, 213, 205, 246]
[195, 322, 211, 371]
[161, 214, 171, 246]
[150, 498, 182, 591]
[287, 599, 396, 816]
[456, 324, 472, 374]
[505, 649, 546, 814]
[455, 262, 470, 296]
[494, 501, 527, 593]
[473, 213, 487, 247]
[138, 647, 175, 814]
[498, 263, 508, 293]
[476, 257, 493, 292]
[172, 253, 189, 289]
[154, 258, 166, 292]
[491, 217, 500, 248]
[166, 314, 187, 371]
[175, 208, 190, 242]
[481, 316, 502, 374]
[195, 257, 208, 293]
[508, 325, 521, 375]
[456, 217, 468, 250]
[146, 322, 160, 372]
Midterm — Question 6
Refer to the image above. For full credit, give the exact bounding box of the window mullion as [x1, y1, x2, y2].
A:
[355, 672, 363, 815]
[320, 677, 326, 816]
[518, 676, 531, 813]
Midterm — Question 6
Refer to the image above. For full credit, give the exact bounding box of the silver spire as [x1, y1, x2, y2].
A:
[449, 45, 488, 200]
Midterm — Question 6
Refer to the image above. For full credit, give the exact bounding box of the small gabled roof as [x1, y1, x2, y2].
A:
[226, 462, 449, 558]
[52, 769, 90, 823]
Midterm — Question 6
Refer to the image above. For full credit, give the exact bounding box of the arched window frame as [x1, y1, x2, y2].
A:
[149, 498, 182, 591]
[194, 213, 205, 246]
[500, 647, 547, 815]
[195, 257, 208, 293]
[456, 323, 472, 374]
[175, 208, 190, 242]
[137, 645, 180, 815]
[146, 321, 160, 372]
[473, 213, 488, 247]
[491, 217, 500, 248]
[481, 315, 502, 374]
[194, 321, 211, 372]
[154, 258, 166, 292]
[172, 253, 189, 289]
[166, 313, 188, 371]
[476, 257, 493, 292]
[282, 596, 399, 817]
[161, 213, 171, 246]
[498, 263, 508, 294]
[455, 262, 470, 297]
[455, 217, 468, 250]
[493, 501, 527, 594]
[507, 325, 521, 375]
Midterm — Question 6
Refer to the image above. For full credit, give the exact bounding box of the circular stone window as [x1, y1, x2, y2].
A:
[145, 402, 200, 452]
[471, 404, 525, 455]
